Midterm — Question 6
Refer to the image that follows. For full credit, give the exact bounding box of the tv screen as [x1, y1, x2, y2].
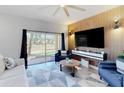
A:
[75, 27, 104, 48]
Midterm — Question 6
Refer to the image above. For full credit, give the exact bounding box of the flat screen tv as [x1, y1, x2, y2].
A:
[75, 27, 104, 48]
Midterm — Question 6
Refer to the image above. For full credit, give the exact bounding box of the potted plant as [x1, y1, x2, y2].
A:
[116, 51, 124, 75]
[117, 51, 124, 59]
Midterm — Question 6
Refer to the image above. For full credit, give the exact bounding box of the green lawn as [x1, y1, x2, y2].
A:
[28, 44, 56, 57]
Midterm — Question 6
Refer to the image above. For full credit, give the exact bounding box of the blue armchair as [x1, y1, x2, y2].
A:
[98, 61, 124, 87]
[55, 50, 72, 62]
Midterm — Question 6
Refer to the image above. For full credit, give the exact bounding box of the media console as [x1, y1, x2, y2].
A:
[72, 50, 107, 61]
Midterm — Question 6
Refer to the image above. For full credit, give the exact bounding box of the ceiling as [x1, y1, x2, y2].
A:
[0, 5, 119, 25]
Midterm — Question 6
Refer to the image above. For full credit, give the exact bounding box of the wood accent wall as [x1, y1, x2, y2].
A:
[68, 6, 124, 60]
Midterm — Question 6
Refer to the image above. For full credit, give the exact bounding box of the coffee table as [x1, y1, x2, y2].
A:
[60, 59, 80, 77]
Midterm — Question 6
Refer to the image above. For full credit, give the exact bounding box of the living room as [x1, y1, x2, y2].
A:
[0, 0, 124, 93]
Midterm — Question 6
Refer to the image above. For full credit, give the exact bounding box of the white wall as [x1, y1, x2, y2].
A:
[0, 14, 68, 58]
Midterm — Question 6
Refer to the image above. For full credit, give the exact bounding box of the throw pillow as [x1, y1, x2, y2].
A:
[4, 57, 17, 70]
[116, 58, 124, 74]
[61, 50, 67, 56]
[61, 50, 66, 54]
[0, 54, 6, 74]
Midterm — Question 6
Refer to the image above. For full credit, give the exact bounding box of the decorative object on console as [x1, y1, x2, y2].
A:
[74, 48, 77, 51]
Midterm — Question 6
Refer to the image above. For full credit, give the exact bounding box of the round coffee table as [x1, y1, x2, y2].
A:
[60, 59, 80, 77]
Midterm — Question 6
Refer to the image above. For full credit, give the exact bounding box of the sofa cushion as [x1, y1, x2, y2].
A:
[0, 55, 5, 75]
[61, 50, 66, 54]
[116, 58, 124, 74]
[0, 58, 28, 87]
[4, 57, 17, 70]
[61, 50, 67, 56]
[0, 65, 25, 80]
[99, 64, 116, 69]
[99, 68, 123, 87]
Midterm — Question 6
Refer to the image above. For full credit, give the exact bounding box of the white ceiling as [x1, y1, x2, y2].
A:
[0, 5, 119, 25]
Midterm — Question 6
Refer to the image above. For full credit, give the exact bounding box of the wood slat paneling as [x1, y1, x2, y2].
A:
[68, 6, 124, 60]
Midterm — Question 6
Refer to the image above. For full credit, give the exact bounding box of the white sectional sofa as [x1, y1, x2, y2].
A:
[0, 59, 28, 87]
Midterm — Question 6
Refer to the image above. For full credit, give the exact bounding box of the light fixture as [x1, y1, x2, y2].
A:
[113, 19, 120, 29]
[69, 30, 74, 35]
[69, 31, 72, 35]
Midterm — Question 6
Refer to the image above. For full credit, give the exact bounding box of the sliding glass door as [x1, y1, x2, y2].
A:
[45, 33, 61, 62]
[27, 31, 61, 65]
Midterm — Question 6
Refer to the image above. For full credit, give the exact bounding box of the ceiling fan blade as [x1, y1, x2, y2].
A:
[53, 7, 60, 16]
[67, 5, 86, 11]
[63, 6, 70, 17]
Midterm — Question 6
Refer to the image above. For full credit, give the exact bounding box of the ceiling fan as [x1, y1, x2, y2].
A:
[53, 5, 86, 17]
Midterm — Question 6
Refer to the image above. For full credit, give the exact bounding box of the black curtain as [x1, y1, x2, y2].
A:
[61, 33, 65, 50]
[20, 29, 28, 69]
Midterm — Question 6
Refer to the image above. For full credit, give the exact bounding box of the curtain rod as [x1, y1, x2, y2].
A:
[25, 29, 62, 34]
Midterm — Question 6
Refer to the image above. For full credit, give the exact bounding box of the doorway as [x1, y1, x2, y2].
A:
[27, 31, 61, 65]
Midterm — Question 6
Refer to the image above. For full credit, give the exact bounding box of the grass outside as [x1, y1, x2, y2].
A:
[28, 44, 57, 57]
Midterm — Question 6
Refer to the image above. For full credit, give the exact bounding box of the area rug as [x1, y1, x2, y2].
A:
[27, 62, 106, 87]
